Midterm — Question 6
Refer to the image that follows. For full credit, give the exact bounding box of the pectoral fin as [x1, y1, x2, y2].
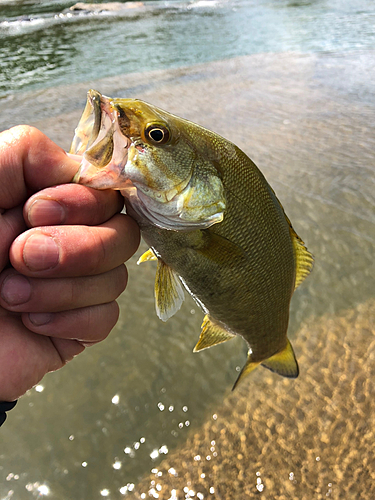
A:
[193, 315, 235, 352]
[195, 231, 247, 266]
[155, 259, 185, 322]
[137, 248, 158, 264]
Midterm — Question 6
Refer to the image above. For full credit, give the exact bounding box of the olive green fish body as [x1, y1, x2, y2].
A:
[136, 150, 295, 363]
[71, 90, 313, 387]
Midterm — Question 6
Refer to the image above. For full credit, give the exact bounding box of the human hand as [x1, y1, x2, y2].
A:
[0, 126, 140, 401]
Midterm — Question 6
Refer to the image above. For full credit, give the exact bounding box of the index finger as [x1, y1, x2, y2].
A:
[0, 126, 79, 209]
[24, 184, 124, 228]
[9, 213, 140, 278]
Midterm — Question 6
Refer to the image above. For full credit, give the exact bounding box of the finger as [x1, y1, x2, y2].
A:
[0, 265, 127, 312]
[0, 126, 79, 209]
[0, 312, 64, 401]
[22, 301, 120, 344]
[10, 213, 140, 277]
[0, 207, 26, 270]
[24, 184, 124, 228]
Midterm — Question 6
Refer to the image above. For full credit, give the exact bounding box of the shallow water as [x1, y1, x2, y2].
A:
[0, 1, 375, 499]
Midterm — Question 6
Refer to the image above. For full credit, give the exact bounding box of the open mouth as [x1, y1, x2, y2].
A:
[70, 89, 131, 189]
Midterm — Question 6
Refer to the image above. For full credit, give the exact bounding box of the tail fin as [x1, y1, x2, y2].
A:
[232, 357, 261, 391]
[232, 339, 299, 390]
[261, 339, 299, 378]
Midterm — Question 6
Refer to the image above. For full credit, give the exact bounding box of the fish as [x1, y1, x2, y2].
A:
[70, 89, 314, 389]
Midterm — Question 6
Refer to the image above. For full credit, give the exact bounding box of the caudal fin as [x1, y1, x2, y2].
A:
[232, 340, 299, 390]
[261, 339, 299, 378]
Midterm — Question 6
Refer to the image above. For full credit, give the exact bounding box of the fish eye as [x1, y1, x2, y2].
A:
[145, 124, 170, 145]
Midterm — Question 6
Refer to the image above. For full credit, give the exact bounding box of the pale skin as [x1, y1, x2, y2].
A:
[0, 126, 140, 402]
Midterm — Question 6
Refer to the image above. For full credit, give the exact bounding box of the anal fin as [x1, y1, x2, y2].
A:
[193, 315, 235, 352]
[261, 339, 299, 378]
[155, 259, 185, 322]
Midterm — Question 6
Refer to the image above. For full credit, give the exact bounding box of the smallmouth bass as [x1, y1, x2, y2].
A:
[70, 90, 313, 388]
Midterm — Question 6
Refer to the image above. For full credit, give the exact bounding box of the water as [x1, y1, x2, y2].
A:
[0, 1, 375, 499]
[0, 0, 374, 98]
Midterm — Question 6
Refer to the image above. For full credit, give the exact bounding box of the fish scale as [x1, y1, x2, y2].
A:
[71, 90, 313, 388]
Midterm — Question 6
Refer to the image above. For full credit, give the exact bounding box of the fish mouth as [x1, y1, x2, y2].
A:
[70, 90, 190, 198]
[70, 89, 131, 189]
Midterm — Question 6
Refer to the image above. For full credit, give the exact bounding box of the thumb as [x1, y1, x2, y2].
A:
[0, 125, 79, 210]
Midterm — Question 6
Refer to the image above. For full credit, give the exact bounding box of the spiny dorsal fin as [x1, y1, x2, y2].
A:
[232, 353, 261, 391]
[137, 248, 158, 264]
[261, 339, 299, 378]
[193, 315, 236, 352]
[288, 225, 314, 289]
[155, 259, 185, 322]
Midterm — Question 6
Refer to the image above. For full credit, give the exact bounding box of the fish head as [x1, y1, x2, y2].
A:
[71, 90, 226, 230]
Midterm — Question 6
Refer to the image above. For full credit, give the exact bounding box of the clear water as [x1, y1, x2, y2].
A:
[0, 0, 374, 98]
[0, 0, 374, 499]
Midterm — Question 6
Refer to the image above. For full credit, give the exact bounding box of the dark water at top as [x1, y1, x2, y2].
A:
[0, 0, 374, 98]
[0, 0, 374, 499]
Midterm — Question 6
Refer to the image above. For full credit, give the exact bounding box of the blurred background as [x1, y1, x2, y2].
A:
[0, 0, 374, 499]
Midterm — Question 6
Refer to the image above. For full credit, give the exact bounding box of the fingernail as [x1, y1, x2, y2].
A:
[29, 313, 53, 326]
[28, 199, 66, 226]
[1, 275, 31, 306]
[23, 234, 60, 271]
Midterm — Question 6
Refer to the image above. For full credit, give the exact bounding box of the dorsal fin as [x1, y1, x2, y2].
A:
[288, 225, 314, 289]
[279, 206, 313, 290]
[154, 259, 185, 322]
[193, 315, 235, 352]
[268, 185, 313, 289]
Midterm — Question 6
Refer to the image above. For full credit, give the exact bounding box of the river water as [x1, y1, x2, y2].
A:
[0, 0, 375, 499]
[0, 0, 374, 98]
